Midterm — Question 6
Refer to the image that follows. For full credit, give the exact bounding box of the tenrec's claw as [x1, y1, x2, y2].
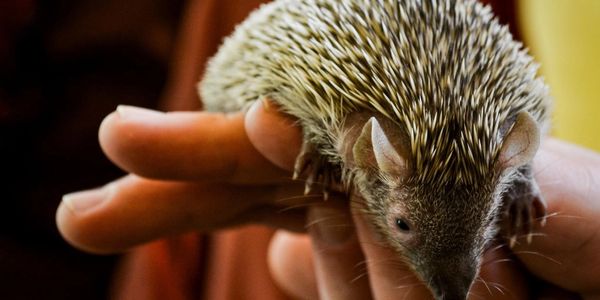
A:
[293, 140, 341, 198]
[501, 171, 547, 247]
[304, 183, 312, 195]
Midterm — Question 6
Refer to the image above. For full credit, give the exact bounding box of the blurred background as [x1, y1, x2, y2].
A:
[0, 0, 598, 299]
[1, 0, 184, 299]
[519, 0, 600, 150]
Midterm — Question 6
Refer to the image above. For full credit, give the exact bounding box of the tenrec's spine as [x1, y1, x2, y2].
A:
[199, 0, 551, 184]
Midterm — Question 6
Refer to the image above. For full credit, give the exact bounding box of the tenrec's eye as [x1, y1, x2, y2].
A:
[396, 218, 410, 232]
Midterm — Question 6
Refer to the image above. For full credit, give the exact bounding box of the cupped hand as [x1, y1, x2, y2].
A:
[56, 101, 600, 299]
[512, 139, 600, 299]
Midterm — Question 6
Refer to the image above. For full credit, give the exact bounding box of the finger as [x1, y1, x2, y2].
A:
[351, 200, 433, 299]
[99, 104, 291, 184]
[268, 231, 318, 300]
[471, 244, 529, 299]
[245, 99, 303, 171]
[56, 175, 304, 254]
[306, 198, 372, 300]
[516, 138, 600, 293]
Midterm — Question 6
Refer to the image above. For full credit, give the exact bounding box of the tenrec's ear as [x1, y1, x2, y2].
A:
[497, 111, 541, 170]
[353, 117, 406, 176]
[352, 117, 376, 169]
[371, 118, 407, 176]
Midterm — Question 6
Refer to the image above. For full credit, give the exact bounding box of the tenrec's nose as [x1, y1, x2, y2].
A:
[430, 266, 476, 300]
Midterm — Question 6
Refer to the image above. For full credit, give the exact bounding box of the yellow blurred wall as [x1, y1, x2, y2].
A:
[519, 0, 600, 151]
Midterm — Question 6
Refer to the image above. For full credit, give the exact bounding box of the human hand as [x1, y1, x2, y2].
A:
[56, 100, 599, 299]
[512, 139, 600, 299]
[56, 100, 313, 253]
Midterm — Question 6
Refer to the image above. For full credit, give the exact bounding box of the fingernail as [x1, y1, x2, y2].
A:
[116, 105, 164, 121]
[308, 205, 354, 246]
[62, 185, 114, 214]
[246, 99, 262, 121]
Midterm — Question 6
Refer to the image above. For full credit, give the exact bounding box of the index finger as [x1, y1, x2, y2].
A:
[99, 100, 302, 184]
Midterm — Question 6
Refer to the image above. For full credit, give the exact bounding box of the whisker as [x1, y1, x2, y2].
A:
[353, 260, 369, 269]
[366, 258, 407, 268]
[393, 274, 419, 283]
[277, 202, 320, 213]
[499, 232, 548, 242]
[476, 277, 492, 296]
[513, 250, 562, 265]
[395, 283, 421, 290]
[275, 194, 323, 203]
[491, 258, 514, 264]
[467, 290, 485, 300]
[539, 211, 584, 221]
[517, 232, 547, 238]
[488, 282, 507, 295]
[401, 286, 414, 300]
[488, 243, 508, 253]
[305, 215, 350, 227]
[350, 271, 369, 284]
[483, 258, 514, 266]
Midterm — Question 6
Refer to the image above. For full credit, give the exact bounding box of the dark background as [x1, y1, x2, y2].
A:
[1, 0, 183, 298]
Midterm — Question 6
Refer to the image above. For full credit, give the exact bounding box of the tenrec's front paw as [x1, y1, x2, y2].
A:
[503, 190, 547, 247]
[293, 140, 341, 198]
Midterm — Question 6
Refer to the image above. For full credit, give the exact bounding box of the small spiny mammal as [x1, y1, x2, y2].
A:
[199, 0, 551, 299]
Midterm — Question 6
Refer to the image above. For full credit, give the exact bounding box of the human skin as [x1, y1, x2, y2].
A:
[56, 101, 600, 299]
